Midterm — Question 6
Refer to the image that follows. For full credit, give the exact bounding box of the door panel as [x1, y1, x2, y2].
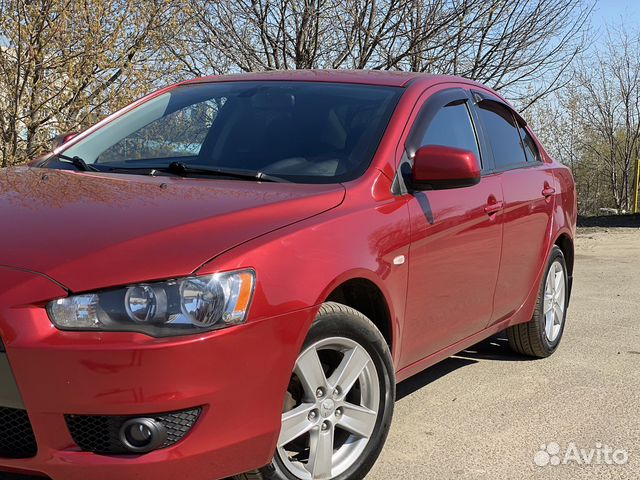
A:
[468, 92, 556, 325]
[397, 85, 504, 370]
[490, 165, 555, 323]
[400, 176, 503, 368]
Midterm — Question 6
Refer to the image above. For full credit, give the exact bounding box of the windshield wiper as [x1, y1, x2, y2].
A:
[106, 162, 288, 183]
[166, 162, 288, 182]
[49, 153, 99, 172]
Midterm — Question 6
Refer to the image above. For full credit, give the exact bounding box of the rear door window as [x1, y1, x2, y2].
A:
[477, 102, 527, 169]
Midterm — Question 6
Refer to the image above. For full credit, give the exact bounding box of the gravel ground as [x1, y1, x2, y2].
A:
[367, 227, 640, 480]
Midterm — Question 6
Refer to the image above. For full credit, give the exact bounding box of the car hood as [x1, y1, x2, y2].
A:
[0, 167, 345, 292]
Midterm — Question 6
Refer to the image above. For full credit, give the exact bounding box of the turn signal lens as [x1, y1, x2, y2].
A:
[224, 271, 255, 324]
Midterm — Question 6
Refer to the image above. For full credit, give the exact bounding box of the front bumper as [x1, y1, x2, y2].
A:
[0, 267, 314, 480]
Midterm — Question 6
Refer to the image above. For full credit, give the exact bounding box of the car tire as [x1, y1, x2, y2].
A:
[234, 302, 395, 480]
[507, 245, 569, 358]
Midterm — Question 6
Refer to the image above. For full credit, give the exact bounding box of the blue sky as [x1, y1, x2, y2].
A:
[593, 0, 639, 30]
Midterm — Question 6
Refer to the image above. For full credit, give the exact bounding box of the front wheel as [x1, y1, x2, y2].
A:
[235, 302, 395, 480]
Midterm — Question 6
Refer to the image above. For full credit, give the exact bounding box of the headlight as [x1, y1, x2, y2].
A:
[46, 269, 255, 337]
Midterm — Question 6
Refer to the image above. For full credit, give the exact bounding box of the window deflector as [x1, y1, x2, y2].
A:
[474, 96, 527, 128]
[405, 88, 470, 158]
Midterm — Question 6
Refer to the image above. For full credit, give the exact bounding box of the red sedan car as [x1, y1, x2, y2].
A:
[0, 70, 576, 480]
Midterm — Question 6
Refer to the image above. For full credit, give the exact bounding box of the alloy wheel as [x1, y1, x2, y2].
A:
[277, 337, 381, 480]
[543, 259, 566, 343]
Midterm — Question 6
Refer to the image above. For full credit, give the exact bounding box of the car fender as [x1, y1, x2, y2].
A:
[196, 181, 412, 367]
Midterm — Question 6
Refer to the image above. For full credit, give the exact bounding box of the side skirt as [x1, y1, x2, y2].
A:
[395, 317, 513, 383]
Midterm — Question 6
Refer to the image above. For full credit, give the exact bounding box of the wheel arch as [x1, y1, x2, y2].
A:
[318, 271, 398, 362]
[554, 232, 574, 277]
[553, 231, 574, 301]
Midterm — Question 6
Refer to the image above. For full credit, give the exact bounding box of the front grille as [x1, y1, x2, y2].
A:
[0, 407, 38, 459]
[65, 408, 201, 455]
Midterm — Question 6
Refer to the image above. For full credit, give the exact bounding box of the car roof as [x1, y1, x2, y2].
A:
[181, 69, 458, 88]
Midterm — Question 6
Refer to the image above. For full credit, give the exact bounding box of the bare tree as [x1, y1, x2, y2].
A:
[0, 0, 186, 167]
[0, 0, 595, 168]
[171, 0, 414, 72]
[529, 25, 640, 214]
[572, 30, 640, 212]
[173, 0, 592, 109]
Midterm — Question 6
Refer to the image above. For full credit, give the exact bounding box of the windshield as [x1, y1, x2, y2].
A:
[59, 81, 401, 183]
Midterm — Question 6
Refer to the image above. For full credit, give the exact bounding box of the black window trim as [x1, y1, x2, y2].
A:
[517, 123, 543, 164]
[469, 89, 540, 174]
[405, 88, 493, 173]
[391, 86, 495, 196]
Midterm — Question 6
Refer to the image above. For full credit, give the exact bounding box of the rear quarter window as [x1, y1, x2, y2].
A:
[519, 126, 542, 163]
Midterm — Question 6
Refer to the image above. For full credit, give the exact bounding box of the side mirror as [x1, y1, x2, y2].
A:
[51, 131, 79, 150]
[411, 145, 481, 190]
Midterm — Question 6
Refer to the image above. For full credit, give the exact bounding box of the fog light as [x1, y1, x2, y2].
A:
[119, 418, 167, 453]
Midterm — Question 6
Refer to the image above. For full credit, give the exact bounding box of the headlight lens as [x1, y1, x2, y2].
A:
[47, 269, 255, 337]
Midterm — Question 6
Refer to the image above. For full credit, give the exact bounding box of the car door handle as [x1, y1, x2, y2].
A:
[542, 186, 556, 198]
[484, 201, 504, 215]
